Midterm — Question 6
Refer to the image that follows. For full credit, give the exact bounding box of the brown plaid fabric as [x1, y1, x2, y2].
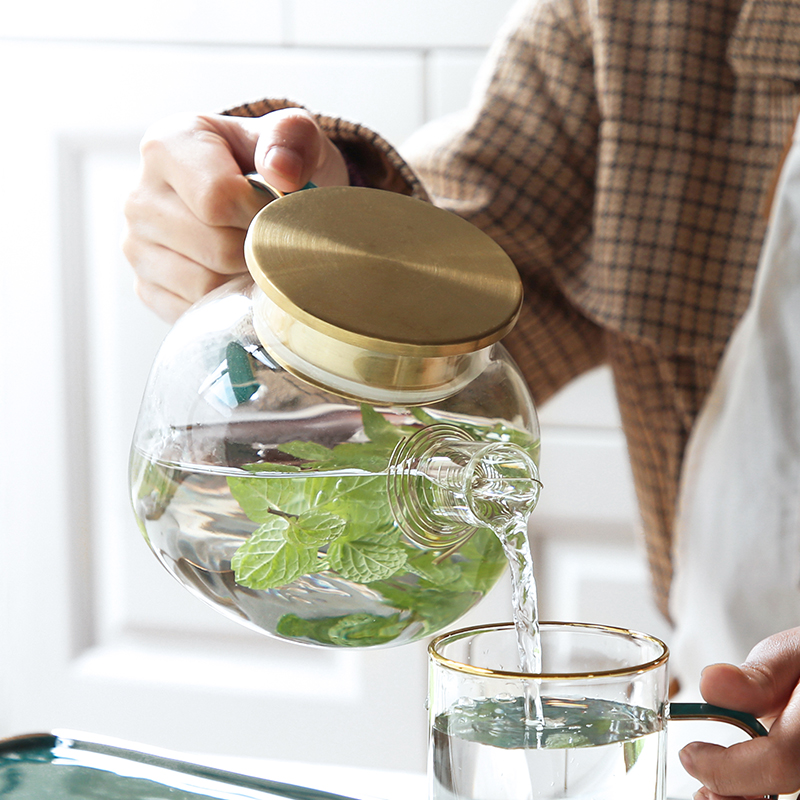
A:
[226, 0, 800, 617]
[455, 266, 720, 618]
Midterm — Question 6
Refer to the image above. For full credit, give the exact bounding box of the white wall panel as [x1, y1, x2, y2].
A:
[5, 0, 285, 44]
[533, 426, 636, 524]
[536, 534, 672, 641]
[0, 41, 424, 146]
[290, 0, 518, 48]
[426, 49, 487, 120]
[538, 366, 624, 429]
[0, 39, 429, 771]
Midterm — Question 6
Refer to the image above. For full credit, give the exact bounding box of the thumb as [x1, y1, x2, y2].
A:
[252, 108, 349, 193]
[700, 628, 800, 719]
[677, 629, 800, 798]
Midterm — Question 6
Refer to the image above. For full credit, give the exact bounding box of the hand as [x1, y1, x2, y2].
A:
[122, 108, 349, 322]
[678, 627, 800, 800]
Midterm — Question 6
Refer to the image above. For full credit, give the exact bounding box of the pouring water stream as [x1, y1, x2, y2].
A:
[462, 455, 545, 730]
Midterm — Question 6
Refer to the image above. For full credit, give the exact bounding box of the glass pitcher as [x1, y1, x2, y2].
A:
[129, 186, 542, 648]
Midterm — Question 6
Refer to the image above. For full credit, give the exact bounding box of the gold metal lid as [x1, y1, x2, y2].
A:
[244, 186, 522, 402]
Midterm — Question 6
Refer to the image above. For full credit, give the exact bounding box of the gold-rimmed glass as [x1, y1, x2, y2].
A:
[428, 622, 771, 800]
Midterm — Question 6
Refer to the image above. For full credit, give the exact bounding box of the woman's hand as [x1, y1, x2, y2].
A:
[679, 627, 800, 800]
[122, 108, 348, 322]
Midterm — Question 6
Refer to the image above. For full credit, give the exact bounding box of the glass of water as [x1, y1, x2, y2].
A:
[428, 621, 772, 800]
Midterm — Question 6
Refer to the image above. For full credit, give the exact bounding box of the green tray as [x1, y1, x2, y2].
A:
[0, 731, 359, 799]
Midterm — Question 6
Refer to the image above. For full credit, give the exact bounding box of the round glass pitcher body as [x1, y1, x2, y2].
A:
[129, 277, 541, 648]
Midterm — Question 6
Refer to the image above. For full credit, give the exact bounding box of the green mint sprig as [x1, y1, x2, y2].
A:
[273, 525, 508, 646]
[227, 405, 535, 593]
[227, 405, 410, 590]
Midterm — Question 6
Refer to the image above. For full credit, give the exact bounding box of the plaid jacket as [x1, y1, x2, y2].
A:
[228, 0, 800, 355]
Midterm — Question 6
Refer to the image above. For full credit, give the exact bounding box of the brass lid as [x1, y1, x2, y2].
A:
[245, 187, 521, 353]
[244, 187, 522, 402]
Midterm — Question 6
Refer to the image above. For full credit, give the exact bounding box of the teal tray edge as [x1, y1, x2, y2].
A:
[0, 730, 360, 800]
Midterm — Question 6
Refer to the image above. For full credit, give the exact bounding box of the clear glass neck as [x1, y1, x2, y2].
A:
[388, 423, 542, 549]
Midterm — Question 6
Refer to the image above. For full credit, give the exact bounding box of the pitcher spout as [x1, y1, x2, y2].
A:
[388, 424, 542, 549]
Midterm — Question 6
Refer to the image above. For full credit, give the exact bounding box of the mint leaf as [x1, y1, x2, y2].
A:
[411, 407, 538, 455]
[319, 475, 394, 540]
[326, 612, 408, 646]
[231, 517, 316, 590]
[227, 475, 280, 522]
[131, 453, 180, 519]
[624, 736, 645, 770]
[278, 440, 335, 463]
[323, 441, 394, 472]
[328, 539, 407, 582]
[454, 527, 507, 593]
[372, 581, 477, 636]
[546, 733, 590, 749]
[287, 511, 346, 547]
[130, 453, 183, 546]
[343, 522, 401, 546]
[228, 472, 340, 518]
[242, 462, 302, 473]
[410, 407, 439, 426]
[360, 404, 406, 445]
[406, 550, 462, 586]
[276, 611, 407, 647]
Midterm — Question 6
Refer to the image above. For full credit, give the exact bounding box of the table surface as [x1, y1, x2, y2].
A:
[193, 749, 699, 800]
[190, 752, 427, 800]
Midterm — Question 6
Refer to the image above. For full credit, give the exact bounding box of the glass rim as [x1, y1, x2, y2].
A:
[428, 621, 670, 680]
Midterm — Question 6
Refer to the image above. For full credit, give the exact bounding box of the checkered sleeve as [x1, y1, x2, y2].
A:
[226, 0, 798, 354]
[402, 0, 599, 287]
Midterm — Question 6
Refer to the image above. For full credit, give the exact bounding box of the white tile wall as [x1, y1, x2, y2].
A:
[426, 49, 488, 119]
[6, 0, 519, 50]
[5, 1, 513, 139]
[4, 0, 285, 44]
[288, 0, 518, 48]
[538, 366, 624, 430]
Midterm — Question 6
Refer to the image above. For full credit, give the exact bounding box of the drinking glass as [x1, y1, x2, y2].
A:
[428, 621, 772, 800]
